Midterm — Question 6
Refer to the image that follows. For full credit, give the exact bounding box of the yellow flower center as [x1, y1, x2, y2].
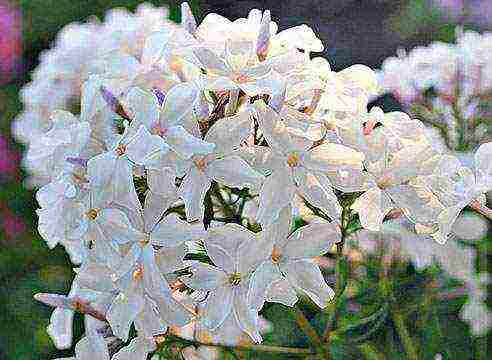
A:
[193, 157, 208, 172]
[228, 272, 242, 286]
[271, 246, 282, 263]
[86, 208, 100, 221]
[286, 152, 300, 168]
[132, 264, 144, 280]
[233, 73, 249, 84]
[151, 124, 167, 137]
[139, 235, 150, 247]
[377, 176, 392, 190]
[116, 144, 127, 156]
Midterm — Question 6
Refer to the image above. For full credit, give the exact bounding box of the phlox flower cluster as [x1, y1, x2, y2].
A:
[13, 2, 170, 187]
[377, 28, 492, 151]
[21, 2, 491, 359]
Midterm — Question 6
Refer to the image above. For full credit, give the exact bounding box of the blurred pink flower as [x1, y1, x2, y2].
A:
[0, 0, 21, 84]
[0, 204, 25, 241]
[432, 0, 492, 25]
[0, 135, 20, 178]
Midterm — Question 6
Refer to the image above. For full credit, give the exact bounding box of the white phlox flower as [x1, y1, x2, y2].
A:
[249, 205, 338, 310]
[183, 223, 266, 343]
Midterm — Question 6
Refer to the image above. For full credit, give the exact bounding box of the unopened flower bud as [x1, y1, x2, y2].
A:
[100, 85, 131, 120]
[181, 2, 197, 35]
[256, 10, 271, 61]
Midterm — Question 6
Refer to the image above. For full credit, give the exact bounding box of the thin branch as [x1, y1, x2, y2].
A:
[391, 310, 419, 360]
[34, 293, 107, 322]
[323, 206, 350, 342]
[163, 335, 314, 355]
[294, 306, 323, 347]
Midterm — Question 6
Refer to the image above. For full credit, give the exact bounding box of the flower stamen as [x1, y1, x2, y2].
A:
[228, 272, 242, 286]
[286, 152, 300, 168]
[86, 208, 100, 221]
[271, 246, 282, 263]
[116, 144, 126, 156]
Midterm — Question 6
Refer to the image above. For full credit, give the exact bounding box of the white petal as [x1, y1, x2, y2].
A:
[141, 30, 172, 67]
[178, 166, 212, 222]
[155, 243, 187, 274]
[141, 246, 193, 327]
[112, 336, 156, 360]
[237, 233, 273, 277]
[474, 142, 492, 191]
[144, 191, 178, 233]
[233, 285, 262, 343]
[256, 166, 295, 227]
[47, 308, 74, 349]
[295, 169, 342, 221]
[304, 143, 365, 171]
[161, 82, 200, 126]
[165, 125, 215, 159]
[193, 46, 232, 76]
[282, 221, 341, 260]
[75, 262, 114, 292]
[207, 76, 239, 92]
[126, 125, 169, 165]
[351, 186, 393, 232]
[75, 317, 110, 360]
[248, 261, 282, 311]
[204, 110, 253, 154]
[183, 262, 228, 291]
[151, 213, 204, 247]
[225, 39, 254, 71]
[283, 260, 334, 308]
[206, 223, 255, 272]
[201, 285, 234, 330]
[437, 204, 465, 243]
[96, 208, 143, 245]
[107, 287, 144, 341]
[266, 278, 298, 307]
[126, 87, 159, 130]
[206, 156, 264, 192]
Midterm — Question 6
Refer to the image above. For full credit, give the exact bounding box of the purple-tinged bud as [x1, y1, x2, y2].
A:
[66, 157, 88, 168]
[100, 85, 131, 120]
[196, 95, 210, 120]
[152, 88, 166, 106]
[34, 293, 72, 309]
[181, 2, 197, 35]
[269, 83, 286, 113]
[256, 10, 271, 61]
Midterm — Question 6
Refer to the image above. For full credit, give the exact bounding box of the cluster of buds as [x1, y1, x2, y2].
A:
[20, 2, 491, 359]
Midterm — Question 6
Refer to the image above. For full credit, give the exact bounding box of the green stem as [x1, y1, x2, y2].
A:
[358, 343, 386, 360]
[453, 100, 468, 151]
[162, 335, 314, 356]
[323, 207, 349, 343]
[211, 182, 236, 220]
[294, 306, 324, 351]
[391, 310, 419, 360]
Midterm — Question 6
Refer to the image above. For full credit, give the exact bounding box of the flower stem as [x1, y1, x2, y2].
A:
[323, 206, 349, 343]
[358, 343, 386, 360]
[293, 306, 324, 350]
[391, 310, 419, 360]
[162, 335, 314, 356]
